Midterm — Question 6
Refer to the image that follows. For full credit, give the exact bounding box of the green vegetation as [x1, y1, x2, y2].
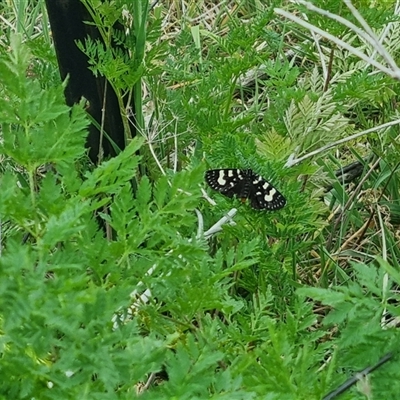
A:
[1, 0, 400, 399]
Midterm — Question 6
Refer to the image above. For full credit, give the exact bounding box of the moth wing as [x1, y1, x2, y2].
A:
[205, 169, 249, 198]
[248, 173, 286, 210]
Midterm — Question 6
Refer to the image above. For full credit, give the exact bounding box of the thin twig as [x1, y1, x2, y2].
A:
[354, 160, 400, 248]
[293, 0, 398, 71]
[368, 0, 400, 66]
[195, 208, 204, 238]
[376, 205, 390, 328]
[97, 79, 107, 165]
[202, 187, 217, 206]
[285, 119, 400, 167]
[275, 8, 400, 79]
[203, 208, 237, 239]
[326, 157, 381, 249]
[323, 352, 393, 400]
[344, 0, 398, 70]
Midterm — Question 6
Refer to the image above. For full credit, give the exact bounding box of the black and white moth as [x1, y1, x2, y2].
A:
[205, 169, 286, 211]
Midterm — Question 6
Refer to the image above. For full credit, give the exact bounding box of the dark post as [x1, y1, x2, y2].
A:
[44, 0, 130, 163]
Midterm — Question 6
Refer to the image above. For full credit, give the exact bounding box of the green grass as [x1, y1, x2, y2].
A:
[1, 0, 400, 399]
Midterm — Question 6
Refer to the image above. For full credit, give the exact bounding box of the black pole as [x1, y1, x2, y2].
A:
[44, 0, 130, 163]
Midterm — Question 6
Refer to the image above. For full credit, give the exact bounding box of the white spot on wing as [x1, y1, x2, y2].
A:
[264, 188, 276, 202]
[262, 182, 271, 189]
[217, 170, 226, 185]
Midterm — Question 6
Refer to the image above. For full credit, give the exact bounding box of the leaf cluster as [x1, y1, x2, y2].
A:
[2, 1, 400, 399]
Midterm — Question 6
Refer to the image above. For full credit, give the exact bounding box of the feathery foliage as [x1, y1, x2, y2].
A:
[1, 0, 400, 399]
